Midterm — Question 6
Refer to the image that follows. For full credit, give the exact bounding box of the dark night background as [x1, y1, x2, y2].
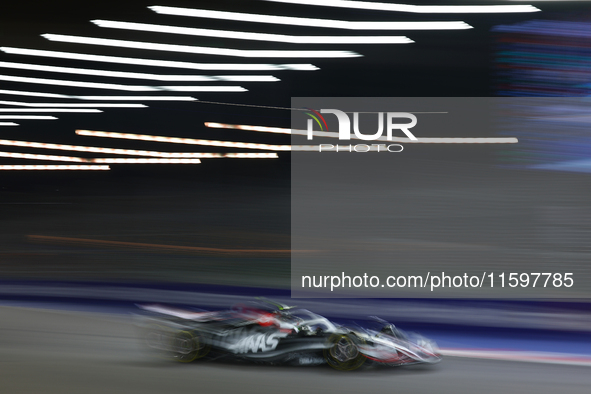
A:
[1, 1, 590, 287]
[2, 2, 591, 394]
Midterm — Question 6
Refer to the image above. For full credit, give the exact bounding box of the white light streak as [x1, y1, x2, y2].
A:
[205, 122, 291, 134]
[0, 89, 70, 99]
[0, 74, 245, 92]
[93, 154, 277, 160]
[282, 64, 318, 70]
[42, 34, 361, 58]
[0, 61, 279, 82]
[0, 74, 157, 91]
[0, 152, 205, 164]
[77, 96, 197, 101]
[0, 90, 197, 101]
[223, 153, 278, 158]
[0, 139, 224, 158]
[213, 76, 279, 82]
[0, 122, 19, 126]
[0, 47, 319, 71]
[76, 130, 292, 151]
[205, 123, 519, 143]
[263, 0, 540, 13]
[203, 75, 278, 82]
[149, 6, 473, 30]
[91, 158, 201, 164]
[0, 152, 273, 163]
[0, 165, 109, 170]
[0, 100, 146, 108]
[0, 115, 56, 120]
[0, 151, 87, 162]
[400, 138, 519, 143]
[161, 86, 246, 92]
[92, 20, 413, 44]
[0, 108, 101, 113]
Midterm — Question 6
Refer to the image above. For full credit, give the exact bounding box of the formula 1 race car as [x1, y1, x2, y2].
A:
[134, 299, 441, 371]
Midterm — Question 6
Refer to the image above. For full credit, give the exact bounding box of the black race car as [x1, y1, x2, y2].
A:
[134, 299, 441, 371]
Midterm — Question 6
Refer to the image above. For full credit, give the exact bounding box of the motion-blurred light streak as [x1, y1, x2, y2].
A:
[93, 153, 277, 159]
[42, 34, 362, 58]
[0, 122, 19, 126]
[0, 100, 146, 108]
[205, 122, 519, 143]
[149, 6, 473, 30]
[0, 61, 279, 82]
[493, 21, 591, 171]
[76, 96, 197, 101]
[0, 153, 202, 164]
[0, 74, 158, 91]
[0, 89, 196, 101]
[0, 108, 102, 113]
[494, 20, 591, 96]
[212, 76, 279, 82]
[0, 138, 278, 158]
[263, 0, 540, 14]
[439, 349, 591, 367]
[0, 151, 88, 162]
[0, 47, 319, 71]
[0, 115, 56, 120]
[78, 129, 516, 149]
[91, 158, 201, 164]
[92, 20, 414, 44]
[0, 74, 246, 92]
[160, 86, 246, 92]
[27, 235, 292, 255]
[223, 153, 278, 158]
[76, 130, 293, 151]
[206, 122, 291, 134]
[0, 165, 109, 170]
[0, 139, 226, 158]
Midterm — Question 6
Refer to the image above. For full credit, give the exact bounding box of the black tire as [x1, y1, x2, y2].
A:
[169, 330, 210, 363]
[324, 334, 366, 371]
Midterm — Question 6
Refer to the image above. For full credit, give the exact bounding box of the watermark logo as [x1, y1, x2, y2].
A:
[306, 109, 418, 142]
[304, 108, 328, 132]
[295, 102, 518, 152]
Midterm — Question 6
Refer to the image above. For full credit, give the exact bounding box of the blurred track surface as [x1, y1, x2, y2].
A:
[1, 306, 589, 394]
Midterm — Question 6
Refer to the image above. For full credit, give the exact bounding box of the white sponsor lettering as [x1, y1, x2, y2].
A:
[217, 328, 288, 354]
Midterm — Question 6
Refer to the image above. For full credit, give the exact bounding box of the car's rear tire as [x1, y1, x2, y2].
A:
[324, 334, 366, 371]
[170, 330, 210, 363]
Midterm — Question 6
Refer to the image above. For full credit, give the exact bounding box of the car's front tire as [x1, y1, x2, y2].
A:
[324, 334, 366, 371]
